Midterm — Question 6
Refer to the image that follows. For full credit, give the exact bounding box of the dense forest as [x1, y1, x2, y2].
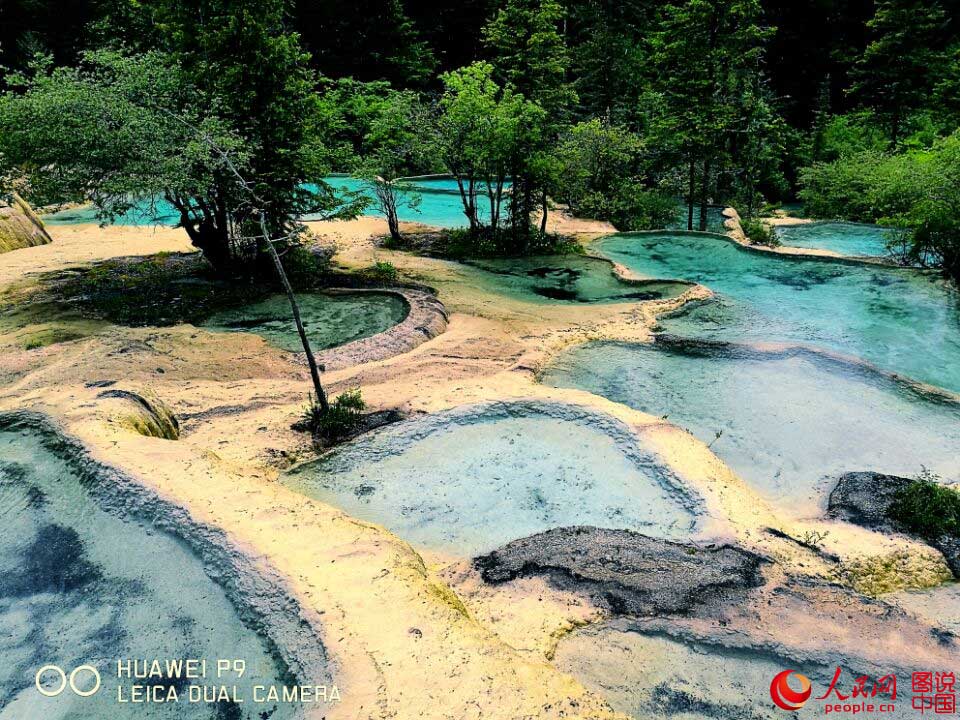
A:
[1, 0, 959, 278]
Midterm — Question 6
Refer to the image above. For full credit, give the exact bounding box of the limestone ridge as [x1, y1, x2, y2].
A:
[0, 193, 53, 254]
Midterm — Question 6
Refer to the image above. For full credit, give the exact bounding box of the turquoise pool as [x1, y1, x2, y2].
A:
[666, 205, 726, 235]
[543, 341, 960, 516]
[467, 255, 691, 304]
[598, 232, 960, 393]
[283, 403, 697, 556]
[42, 176, 500, 229]
[775, 221, 895, 258]
[199, 291, 408, 352]
[0, 419, 304, 719]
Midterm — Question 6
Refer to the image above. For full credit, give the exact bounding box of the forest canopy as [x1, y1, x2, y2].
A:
[1, 0, 959, 278]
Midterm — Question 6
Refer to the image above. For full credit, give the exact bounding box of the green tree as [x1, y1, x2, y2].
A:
[432, 62, 545, 245]
[648, 0, 772, 231]
[355, 90, 435, 243]
[293, 0, 436, 88]
[482, 0, 575, 120]
[564, 0, 654, 125]
[851, 0, 950, 146]
[483, 0, 575, 240]
[0, 0, 361, 273]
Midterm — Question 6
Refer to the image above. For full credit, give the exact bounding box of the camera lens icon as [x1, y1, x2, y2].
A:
[35, 665, 101, 697]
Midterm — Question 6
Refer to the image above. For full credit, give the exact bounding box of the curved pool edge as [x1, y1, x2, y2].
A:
[308, 287, 447, 371]
[721, 207, 927, 269]
[0, 408, 333, 711]
[651, 333, 960, 407]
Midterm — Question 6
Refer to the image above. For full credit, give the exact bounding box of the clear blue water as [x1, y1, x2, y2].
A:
[666, 206, 726, 234]
[199, 292, 407, 352]
[598, 232, 960, 393]
[282, 403, 697, 556]
[0, 422, 301, 719]
[42, 176, 501, 229]
[543, 341, 960, 516]
[467, 255, 691, 304]
[775, 222, 894, 258]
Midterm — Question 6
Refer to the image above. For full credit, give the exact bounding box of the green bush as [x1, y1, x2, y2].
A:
[303, 388, 365, 441]
[577, 184, 676, 231]
[282, 244, 333, 287]
[888, 477, 960, 540]
[361, 261, 399, 284]
[740, 217, 777, 246]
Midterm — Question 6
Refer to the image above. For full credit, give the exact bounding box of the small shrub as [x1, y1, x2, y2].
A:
[302, 388, 365, 441]
[740, 217, 778, 246]
[283, 243, 334, 287]
[888, 476, 960, 540]
[361, 261, 399, 284]
[576, 185, 676, 231]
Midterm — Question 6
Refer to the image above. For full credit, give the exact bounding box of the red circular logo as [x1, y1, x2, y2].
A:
[770, 670, 812, 711]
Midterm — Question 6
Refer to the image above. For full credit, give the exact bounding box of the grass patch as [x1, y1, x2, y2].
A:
[435, 228, 585, 261]
[888, 473, 960, 540]
[360, 261, 399, 285]
[300, 388, 366, 442]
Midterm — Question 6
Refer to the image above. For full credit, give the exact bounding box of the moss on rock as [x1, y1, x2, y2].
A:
[0, 193, 52, 254]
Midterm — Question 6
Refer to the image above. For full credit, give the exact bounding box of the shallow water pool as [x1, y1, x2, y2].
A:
[666, 205, 727, 235]
[542, 341, 960, 516]
[468, 255, 691, 304]
[774, 222, 894, 257]
[282, 403, 697, 555]
[42, 177, 493, 229]
[0, 419, 301, 719]
[891, 583, 960, 636]
[599, 232, 960, 392]
[200, 291, 407, 352]
[554, 621, 913, 720]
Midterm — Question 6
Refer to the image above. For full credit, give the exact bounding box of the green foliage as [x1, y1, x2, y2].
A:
[888, 475, 960, 540]
[851, 0, 951, 144]
[798, 131, 960, 279]
[740, 217, 777, 246]
[577, 185, 677, 231]
[551, 120, 643, 210]
[809, 111, 891, 163]
[433, 62, 545, 246]
[647, 0, 778, 229]
[565, 1, 651, 125]
[0, 1, 363, 272]
[303, 388, 365, 441]
[281, 244, 334, 287]
[361, 261, 399, 285]
[294, 0, 436, 88]
[482, 0, 576, 123]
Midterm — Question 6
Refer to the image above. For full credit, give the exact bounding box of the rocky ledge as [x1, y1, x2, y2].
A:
[473, 526, 766, 616]
[828, 471, 960, 577]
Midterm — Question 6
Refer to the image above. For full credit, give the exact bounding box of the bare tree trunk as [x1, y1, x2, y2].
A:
[259, 216, 328, 412]
[687, 159, 696, 231]
[698, 156, 711, 233]
[539, 191, 548, 236]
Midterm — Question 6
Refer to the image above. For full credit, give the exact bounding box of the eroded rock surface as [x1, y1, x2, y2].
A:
[474, 526, 766, 616]
[829, 471, 960, 577]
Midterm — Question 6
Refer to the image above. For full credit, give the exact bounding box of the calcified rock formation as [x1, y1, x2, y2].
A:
[0, 193, 52, 254]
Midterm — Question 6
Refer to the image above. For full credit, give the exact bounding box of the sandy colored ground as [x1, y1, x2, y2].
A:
[0, 215, 953, 719]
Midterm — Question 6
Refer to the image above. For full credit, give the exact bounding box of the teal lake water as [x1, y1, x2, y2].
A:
[774, 222, 894, 257]
[598, 232, 960, 393]
[200, 291, 407, 352]
[42, 177, 498, 229]
[543, 341, 960, 516]
[0, 420, 300, 719]
[467, 255, 691, 304]
[283, 403, 697, 556]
